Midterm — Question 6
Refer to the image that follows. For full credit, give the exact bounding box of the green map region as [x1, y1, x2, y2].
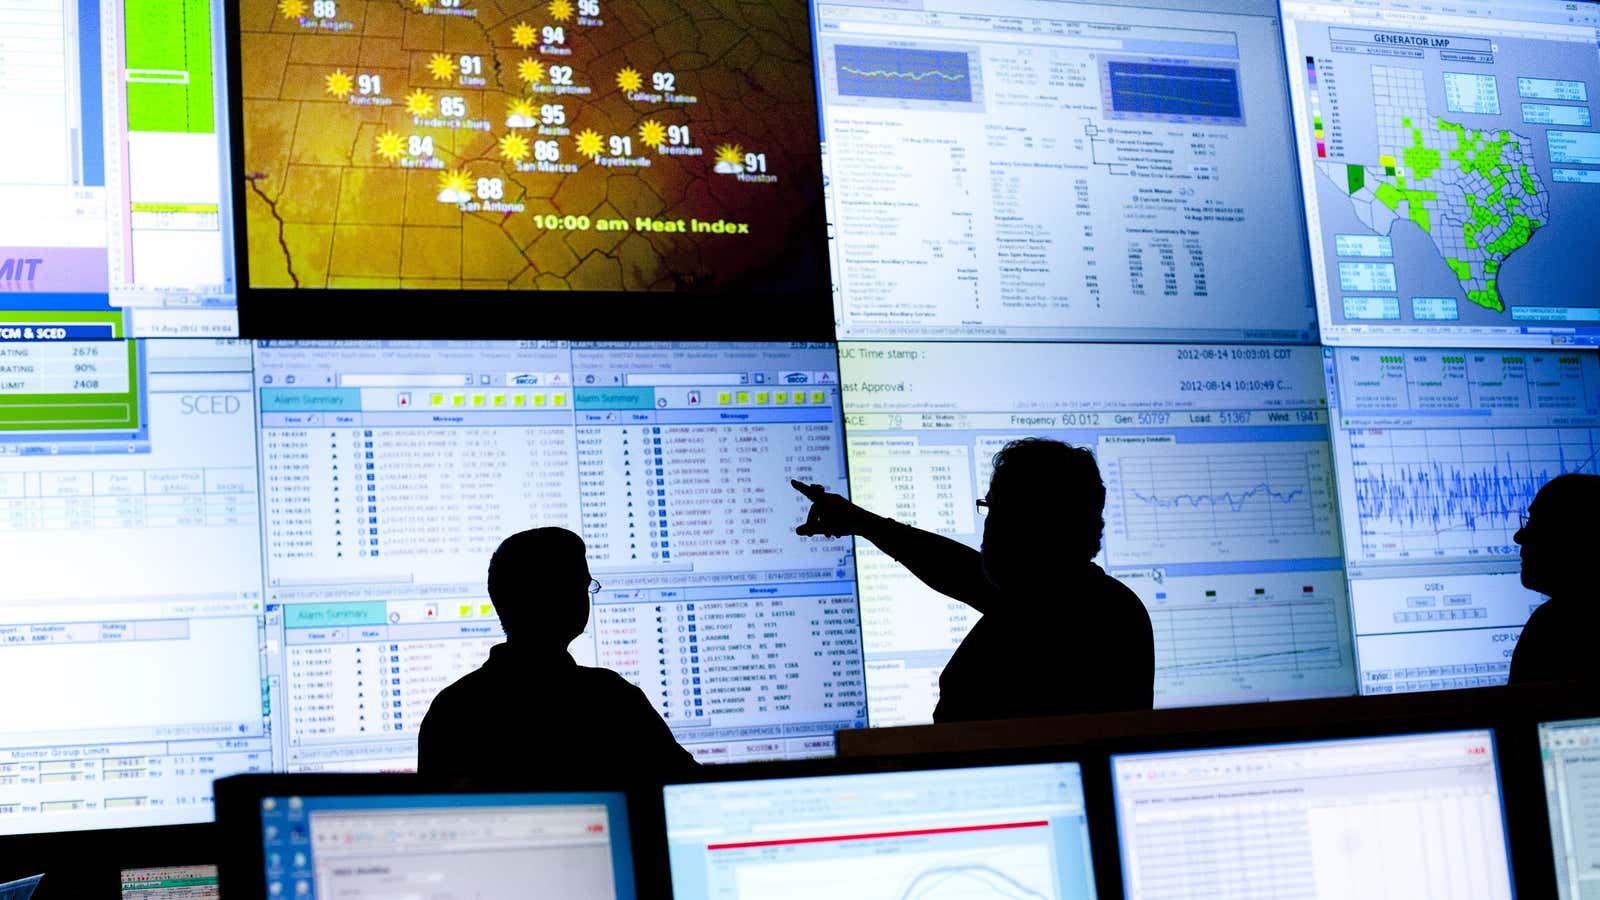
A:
[0, 312, 141, 433]
[1319, 65, 1549, 313]
[126, 0, 216, 134]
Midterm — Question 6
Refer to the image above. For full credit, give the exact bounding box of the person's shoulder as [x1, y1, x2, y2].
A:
[571, 664, 653, 698]
[1094, 567, 1151, 619]
[424, 665, 497, 717]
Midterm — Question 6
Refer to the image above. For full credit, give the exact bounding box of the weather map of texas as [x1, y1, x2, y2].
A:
[235, 0, 824, 292]
[1318, 66, 1550, 313]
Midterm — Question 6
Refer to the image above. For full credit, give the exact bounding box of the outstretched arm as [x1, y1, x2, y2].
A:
[793, 480, 1002, 615]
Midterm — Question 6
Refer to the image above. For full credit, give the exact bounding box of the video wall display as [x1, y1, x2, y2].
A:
[0, 0, 238, 337]
[227, 0, 830, 336]
[1282, 0, 1600, 347]
[815, 0, 1319, 344]
[1323, 346, 1600, 694]
[4, 0, 1599, 841]
[0, 338, 863, 835]
[839, 342, 1357, 726]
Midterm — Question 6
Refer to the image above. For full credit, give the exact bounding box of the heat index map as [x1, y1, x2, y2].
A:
[236, 0, 823, 292]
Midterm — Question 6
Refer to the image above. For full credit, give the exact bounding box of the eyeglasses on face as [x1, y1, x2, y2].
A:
[588, 578, 602, 596]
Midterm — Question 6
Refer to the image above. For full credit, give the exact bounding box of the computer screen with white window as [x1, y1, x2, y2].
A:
[1281, 0, 1600, 347]
[253, 341, 865, 770]
[256, 791, 635, 900]
[0, 0, 237, 337]
[814, 0, 1317, 342]
[1323, 347, 1600, 694]
[840, 342, 1355, 726]
[664, 762, 1097, 900]
[1540, 717, 1600, 900]
[1112, 730, 1516, 900]
[0, 338, 268, 835]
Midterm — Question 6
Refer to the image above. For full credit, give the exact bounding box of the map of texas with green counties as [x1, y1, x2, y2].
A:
[1320, 66, 1550, 313]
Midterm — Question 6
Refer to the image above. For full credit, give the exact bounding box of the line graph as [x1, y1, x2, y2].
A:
[1103, 60, 1245, 123]
[1344, 427, 1600, 560]
[1101, 442, 1340, 566]
[1152, 596, 1345, 680]
[835, 45, 975, 104]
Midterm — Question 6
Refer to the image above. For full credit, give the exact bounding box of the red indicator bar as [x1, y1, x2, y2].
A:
[707, 820, 1049, 851]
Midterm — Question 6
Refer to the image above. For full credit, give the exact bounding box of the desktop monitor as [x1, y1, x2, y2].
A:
[0, 0, 238, 337]
[814, 0, 1318, 342]
[1539, 717, 1600, 899]
[1112, 729, 1516, 899]
[120, 866, 219, 900]
[218, 778, 636, 900]
[224, 0, 831, 338]
[664, 761, 1098, 899]
[1281, 0, 1600, 347]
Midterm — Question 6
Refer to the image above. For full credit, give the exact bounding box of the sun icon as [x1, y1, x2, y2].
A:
[278, 0, 306, 19]
[511, 21, 538, 48]
[498, 132, 532, 163]
[518, 59, 546, 86]
[575, 129, 605, 158]
[436, 168, 475, 204]
[714, 143, 746, 174]
[548, 0, 575, 21]
[324, 69, 354, 98]
[615, 67, 643, 93]
[506, 97, 538, 127]
[405, 89, 435, 117]
[427, 53, 457, 82]
[638, 120, 667, 150]
[375, 130, 407, 162]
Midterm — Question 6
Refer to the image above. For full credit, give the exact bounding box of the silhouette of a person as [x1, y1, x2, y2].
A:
[418, 528, 696, 781]
[1509, 473, 1600, 685]
[794, 438, 1154, 723]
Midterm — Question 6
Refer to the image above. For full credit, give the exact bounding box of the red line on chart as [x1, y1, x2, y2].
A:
[706, 820, 1049, 851]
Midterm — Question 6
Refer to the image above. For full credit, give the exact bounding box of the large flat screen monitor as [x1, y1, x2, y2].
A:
[225, 0, 831, 338]
[253, 341, 865, 770]
[840, 342, 1356, 726]
[0, 340, 863, 836]
[1540, 717, 1600, 899]
[815, 0, 1318, 343]
[1322, 346, 1598, 694]
[1112, 729, 1516, 899]
[665, 761, 1098, 899]
[0, 0, 238, 337]
[1282, 0, 1600, 347]
[0, 338, 270, 836]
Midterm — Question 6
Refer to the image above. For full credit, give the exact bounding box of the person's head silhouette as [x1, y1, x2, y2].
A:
[979, 439, 1105, 591]
[1516, 473, 1600, 600]
[488, 528, 596, 651]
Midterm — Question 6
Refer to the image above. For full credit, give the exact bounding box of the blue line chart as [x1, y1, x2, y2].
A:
[1352, 453, 1566, 534]
[1130, 481, 1307, 514]
[835, 45, 975, 104]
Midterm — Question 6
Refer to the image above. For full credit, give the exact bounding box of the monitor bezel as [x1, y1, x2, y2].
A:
[219, 1, 835, 342]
